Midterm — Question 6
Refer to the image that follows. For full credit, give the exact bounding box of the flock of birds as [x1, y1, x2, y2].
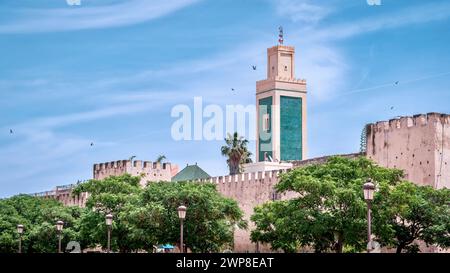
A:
[7, 66, 401, 145]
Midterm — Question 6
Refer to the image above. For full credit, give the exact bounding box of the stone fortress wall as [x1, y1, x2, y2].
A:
[31, 113, 449, 253]
[32, 183, 89, 207]
[366, 113, 450, 189]
[196, 153, 362, 252]
[93, 160, 179, 187]
[31, 159, 178, 208]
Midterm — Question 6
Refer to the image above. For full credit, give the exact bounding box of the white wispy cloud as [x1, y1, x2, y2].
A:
[8, 0, 449, 105]
[272, 0, 334, 23]
[3, 1, 450, 196]
[306, 1, 450, 42]
[0, 101, 162, 193]
[0, 0, 201, 33]
[298, 45, 348, 100]
[24, 103, 153, 129]
[285, 1, 450, 99]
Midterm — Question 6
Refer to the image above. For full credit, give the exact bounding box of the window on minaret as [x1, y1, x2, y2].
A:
[262, 113, 270, 132]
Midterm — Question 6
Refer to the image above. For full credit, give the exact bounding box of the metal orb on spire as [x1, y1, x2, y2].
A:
[278, 26, 284, 45]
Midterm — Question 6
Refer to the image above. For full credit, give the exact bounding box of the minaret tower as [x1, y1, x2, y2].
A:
[256, 27, 307, 162]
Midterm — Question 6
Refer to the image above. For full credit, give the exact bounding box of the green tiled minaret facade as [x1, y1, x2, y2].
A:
[256, 43, 307, 162]
[280, 96, 302, 161]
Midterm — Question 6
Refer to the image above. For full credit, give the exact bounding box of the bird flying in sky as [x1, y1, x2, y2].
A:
[252, 65, 256, 70]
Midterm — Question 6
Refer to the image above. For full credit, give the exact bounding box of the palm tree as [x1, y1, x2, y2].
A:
[221, 132, 253, 175]
[156, 155, 166, 164]
[129, 155, 136, 163]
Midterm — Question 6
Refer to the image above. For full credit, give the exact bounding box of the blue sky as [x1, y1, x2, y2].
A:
[1, 0, 450, 197]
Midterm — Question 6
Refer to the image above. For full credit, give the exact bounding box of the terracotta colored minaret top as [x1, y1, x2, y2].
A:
[255, 29, 307, 162]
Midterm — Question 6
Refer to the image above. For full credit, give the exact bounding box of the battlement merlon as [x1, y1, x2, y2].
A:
[194, 153, 362, 185]
[94, 160, 130, 171]
[194, 169, 289, 185]
[93, 159, 178, 182]
[367, 113, 450, 132]
[93, 159, 174, 170]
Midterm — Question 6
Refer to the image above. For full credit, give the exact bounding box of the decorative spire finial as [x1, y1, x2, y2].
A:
[278, 26, 284, 45]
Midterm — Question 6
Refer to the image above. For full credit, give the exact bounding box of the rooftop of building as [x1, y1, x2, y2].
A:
[171, 163, 211, 182]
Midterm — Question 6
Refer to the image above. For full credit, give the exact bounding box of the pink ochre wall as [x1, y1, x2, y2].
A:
[93, 160, 177, 187]
[366, 113, 450, 189]
[32, 112, 449, 252]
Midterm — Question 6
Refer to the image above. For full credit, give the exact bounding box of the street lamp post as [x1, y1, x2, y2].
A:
[363, 179, 375, 253]
[177, 205, 187, 253]
[56, 220, 64, 253]
[17, 224, 24, 254]
[106, 214, 113, 253]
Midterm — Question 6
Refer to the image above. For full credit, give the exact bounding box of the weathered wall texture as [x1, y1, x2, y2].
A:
[32, 153, 364, 252]
[366, 113, 450, 189]
[33, 159, 178, 208]
[198, 153, 363, 252]
[32, 184, 89, 207]
[31, 112, 449, 252]
[93, 160, 178, 187]
[198, 170, 296, 252]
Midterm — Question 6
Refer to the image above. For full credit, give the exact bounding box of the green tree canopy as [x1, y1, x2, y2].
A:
[136, 181, 247, 252]
[73, 174, 143, 252]
[73, 174, 246, 253]
[251, 156, 404, 253]
[373, 181, 450, 253]
[0, 194, 82, 253]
